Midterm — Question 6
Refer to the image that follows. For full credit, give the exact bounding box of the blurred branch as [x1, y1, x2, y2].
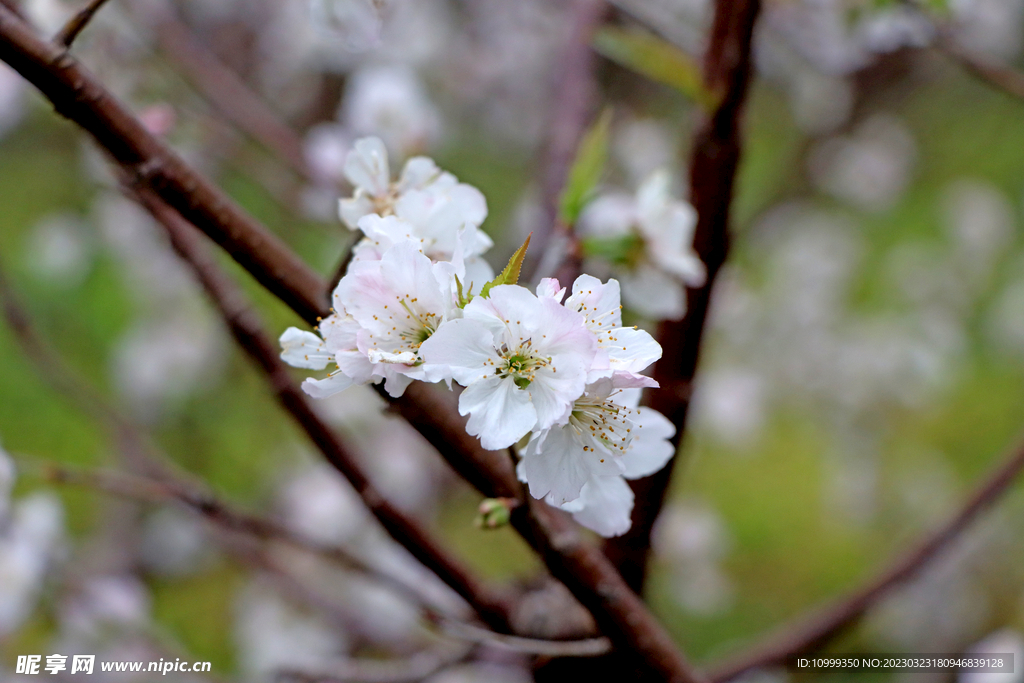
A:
[54, 0, 111, 48]
[0, 8, 702, 678]
[0, 258, 173, 479]
[526, 0, 607, 285]
[274, 643, 473, 683]
[605, 0, 762, 593]
[707, 436, 1024, 681]
[936, 35, 1024, 100]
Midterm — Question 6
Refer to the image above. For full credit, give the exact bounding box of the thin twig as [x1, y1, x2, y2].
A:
[132, 5, 315, 183]
[274, 642, 474, 683]
[604, 0, 762, 593]
[53, 0, 111, 48]
[707, 436, 1024, 681]
[525, 0, 607, 285]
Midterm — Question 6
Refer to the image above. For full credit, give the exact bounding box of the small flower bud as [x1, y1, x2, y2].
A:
[475, 497, 514, 530]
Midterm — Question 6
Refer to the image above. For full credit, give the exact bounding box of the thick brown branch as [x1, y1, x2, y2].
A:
[54, 0, 111, 48]
[707, 437, 1024, 681]
[0, 8, 703, 677]
[132, 187, 514, 634]
[604, 0, 761, 593]
[0, 4, 327, 323]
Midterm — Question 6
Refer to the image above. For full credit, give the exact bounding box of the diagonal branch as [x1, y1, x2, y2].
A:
[604, 0, 762, 593]
[0, 8, 704, 679]
[707, 436, 1024, 681]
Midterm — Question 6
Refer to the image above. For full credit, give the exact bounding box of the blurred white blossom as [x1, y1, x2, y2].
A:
[342, 65, 441, 159]
[808, 114, 916, 212]
[235, 581, 347, 679]
[0, 493, 64, 637]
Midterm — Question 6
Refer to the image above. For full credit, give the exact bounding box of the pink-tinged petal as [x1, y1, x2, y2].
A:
[279, 328, 331, 370]
[418, 318, 498, 386]
[536, 278, 565, 302]
[560, 475, 634, 537]
[459, 377, 537, 450]
[343, 137, 390, 196]
[620, 407, 676, 479]
[302, 372, 355, 399]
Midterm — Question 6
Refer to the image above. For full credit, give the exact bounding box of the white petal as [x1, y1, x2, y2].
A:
[521, 426, 622, 505]
[459, 376, 537, 450]
[302, 372, 355, 399]
[418, 318, 498, 386]
[561, 475, 634, 537]
[603, 326, 662, 374]
[620, 407, 676, 479]
[397, 156, 441, 191]
[279, 328, 331, 370]
[343, 137, 391, 196]
[339, 193, 376, 230]
[382, 371, 413, 398]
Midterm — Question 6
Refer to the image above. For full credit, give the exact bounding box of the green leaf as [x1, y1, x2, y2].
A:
[593, 27, 714, 109]
[478, 233, 532, 299]
[557, 109, 612, 226]
[580, 233, 645, 268]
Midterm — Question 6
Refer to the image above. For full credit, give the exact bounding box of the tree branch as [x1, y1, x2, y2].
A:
[707, 436, 1024, 681]
[0, 8, 704, 678]
[604, 0, 761, 593]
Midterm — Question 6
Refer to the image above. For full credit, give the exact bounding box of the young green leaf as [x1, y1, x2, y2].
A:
[557, 109, 612, 226]
[478, 233, 532, 299]
[593, 27, 714, 110]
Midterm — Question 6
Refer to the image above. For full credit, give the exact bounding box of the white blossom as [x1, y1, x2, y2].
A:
[281, 239, 461, 398]
[419, 285, 596, 450]
[340, 138, 493, 282]
[530, 386, 676, 537]
[343, 65, 442, 158]
[558, 274, 662, 385]
[579, 170, 706, 320]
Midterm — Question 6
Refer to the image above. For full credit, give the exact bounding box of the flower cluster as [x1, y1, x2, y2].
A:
[280, 137, 692, 536]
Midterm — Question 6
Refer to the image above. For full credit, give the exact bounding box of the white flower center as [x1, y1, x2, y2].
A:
[568, 397, 636, 455]
[489, 339, 551, 389]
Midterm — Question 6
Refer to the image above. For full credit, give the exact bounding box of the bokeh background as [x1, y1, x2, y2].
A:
[1, 0, 1024, 681]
